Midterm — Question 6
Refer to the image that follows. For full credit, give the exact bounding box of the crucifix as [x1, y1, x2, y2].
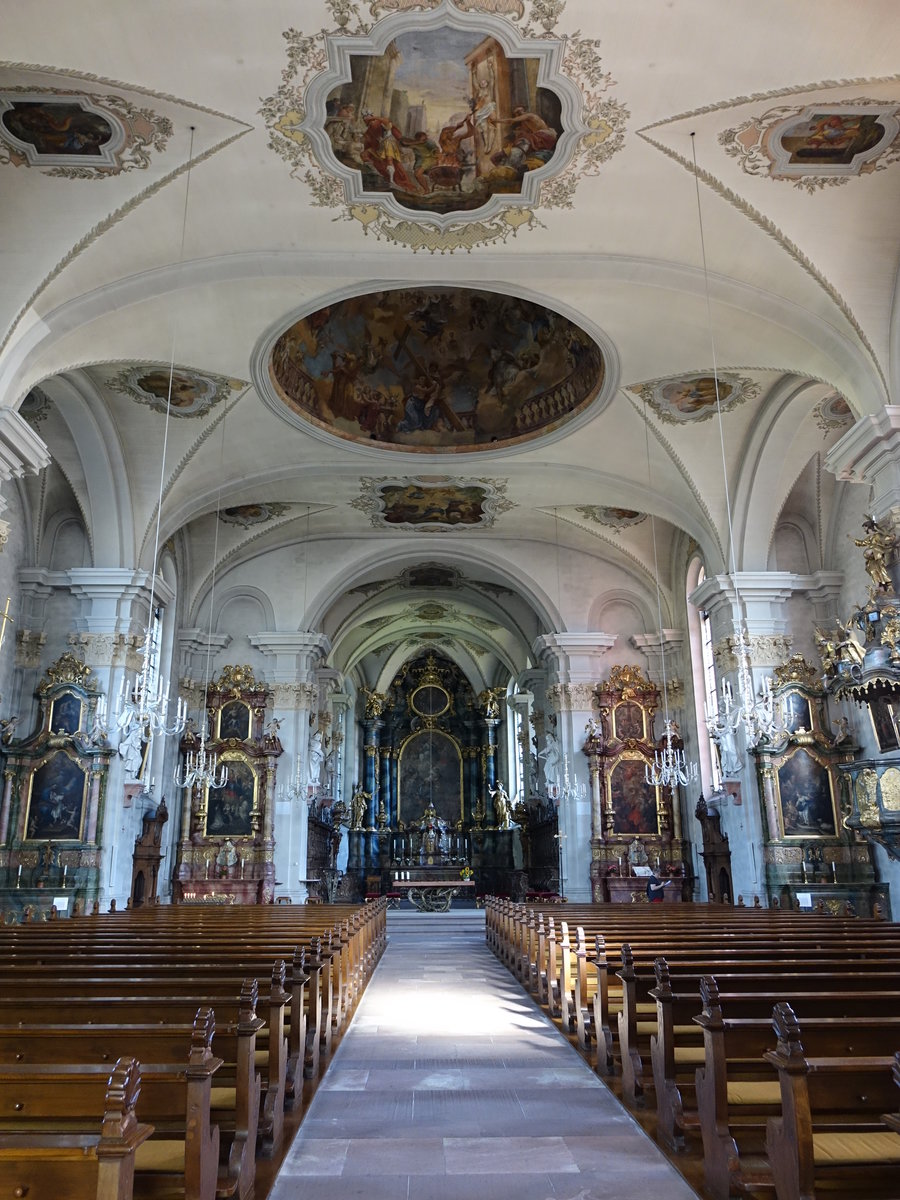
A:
[0, 597, 12, 653]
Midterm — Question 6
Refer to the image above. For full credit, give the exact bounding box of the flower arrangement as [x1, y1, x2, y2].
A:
[460, 866, 474, 881]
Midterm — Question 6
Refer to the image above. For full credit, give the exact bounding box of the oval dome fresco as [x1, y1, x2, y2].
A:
[268, 287, 606, 452]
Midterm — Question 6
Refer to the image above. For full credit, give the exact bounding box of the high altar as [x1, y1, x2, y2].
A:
[173, 665, 282, 904]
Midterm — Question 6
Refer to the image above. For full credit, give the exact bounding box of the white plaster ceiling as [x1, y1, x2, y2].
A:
[2, 0, 899, 654]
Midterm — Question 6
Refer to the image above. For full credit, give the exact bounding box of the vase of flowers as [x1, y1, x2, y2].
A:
[459, 866, 473, 881]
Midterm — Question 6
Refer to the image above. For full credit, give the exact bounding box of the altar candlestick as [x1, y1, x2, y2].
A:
[831, 861, 837, 882]
[63, 864, 68, 885]
[16, 863, 21, 887]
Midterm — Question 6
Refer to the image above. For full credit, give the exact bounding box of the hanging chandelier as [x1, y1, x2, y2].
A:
[116, 629, 187, 740]
[689, 133, 780, 756]
[114, 131, 199, 745]
[640, 377, 698, 788]
[175, 736, 228, 792]
[646, 718, 697, 788]
[706, 628, 782, 750]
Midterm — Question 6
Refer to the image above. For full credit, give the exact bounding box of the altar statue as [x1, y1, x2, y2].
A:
[854, 515, 895, 591]
[489, 780, 512, 829]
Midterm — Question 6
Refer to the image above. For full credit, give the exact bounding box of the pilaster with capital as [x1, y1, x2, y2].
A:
[826, 407, 900, 520]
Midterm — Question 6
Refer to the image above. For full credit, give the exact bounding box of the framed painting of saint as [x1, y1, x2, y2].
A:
[780, 690, 813, 735]
[24, 751, 88, 840]
[613, 702, 645, 741]
[398, 730, 463, 828]
[204, 757, 256, 837]
[218, 700, 251, 742]
[775, 747, 838, 838]
[608, 755, 659, 835]
[50, 691, 83, 735]
[869, 697, 900, 753]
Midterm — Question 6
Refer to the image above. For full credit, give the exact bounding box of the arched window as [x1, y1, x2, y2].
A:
[686, 559, 721, 793]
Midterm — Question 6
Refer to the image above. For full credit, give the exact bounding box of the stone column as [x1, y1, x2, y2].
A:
[249, 631, 332, 901]
[85, 767, 103, 844]
[532, 632, 617, 902]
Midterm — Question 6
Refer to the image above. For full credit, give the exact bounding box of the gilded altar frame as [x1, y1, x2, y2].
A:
[768, 744, 840, 840]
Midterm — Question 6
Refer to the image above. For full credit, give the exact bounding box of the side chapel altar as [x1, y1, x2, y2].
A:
[173, 666, 282, 904]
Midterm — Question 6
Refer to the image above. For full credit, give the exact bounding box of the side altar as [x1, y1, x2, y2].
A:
[173, 665, 282, 904]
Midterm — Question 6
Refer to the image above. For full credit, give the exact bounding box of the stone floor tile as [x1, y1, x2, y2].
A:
[343, 1137, 446, 1175]
[443, 1135, 578, 1174]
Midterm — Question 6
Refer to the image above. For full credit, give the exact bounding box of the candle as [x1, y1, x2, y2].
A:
[801, 861, 807, 882]
[63, 864, 68, 881]
[16, 863, 21, 885]
[831, 861, 837, 882]
[240, 858, 244, 880]
[206, 858, 210, 879]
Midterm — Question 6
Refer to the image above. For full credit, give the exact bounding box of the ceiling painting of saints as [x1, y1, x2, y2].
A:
[268, 287, 604, 451]
[629, 370, 759, 425]
[719, 103, 900, 190]
[1, 100, 114, 157]
[352, 474, 513, 530]
[105, 364, 246, 418]
[324, 28, 562, 216]
[0, 90, 171, 177]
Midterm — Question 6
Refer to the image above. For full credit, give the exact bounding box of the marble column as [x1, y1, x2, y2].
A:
[533, 632, 617, 902]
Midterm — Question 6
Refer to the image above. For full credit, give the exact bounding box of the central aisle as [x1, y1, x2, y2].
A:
[269, 909, 702, 1200]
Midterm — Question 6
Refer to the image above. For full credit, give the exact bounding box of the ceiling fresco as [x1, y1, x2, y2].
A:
[323, 29, 562, 215]
[719, 102, 900, 192]
[267, 286, 605, 451]
[351, 475, 513, 530]
[813, 392, 854, 436]
[627, 371, 760, 425]
[0, 89, 171, 177]
[576, 505, 646, 531]
[105, 364, 247, 418]
[218, 503, 292, 528]
[260, 0, 628, 252]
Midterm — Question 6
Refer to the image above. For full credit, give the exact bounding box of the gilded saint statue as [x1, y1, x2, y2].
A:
[489, 780, 512, 829]
[854, 515, 896, 591]
[350, 783, 371, 830]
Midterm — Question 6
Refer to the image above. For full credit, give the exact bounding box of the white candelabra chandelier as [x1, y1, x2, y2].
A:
[646, 718, 697, 789]
[706, 629, 781, 753]
[559, 754, 586, 804]
[175, 735, 227, 792]
[116, 628, 187, 741]
[114, 132, 199, 746]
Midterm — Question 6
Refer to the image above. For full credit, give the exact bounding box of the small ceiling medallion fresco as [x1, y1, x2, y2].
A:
[351, 475, 513, 530]
[576, 505, 646, 531]
[107, 364, 246, 418]
[18, 387, 52, 427]
[259, 0, 627, 252]
[719, 102, 900, 192]
[628, 371, 759, 425]
[218, 504, 292, 528]
[813, 392, 854, 435]
[0, 90, 171, 177]
[268, 286, 604, 451]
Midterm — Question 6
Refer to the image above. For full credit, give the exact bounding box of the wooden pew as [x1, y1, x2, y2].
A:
[614, 944, 900, 1108]
[686, 975, 900, 1199]
[0, 1056, 153, 1200]
[765, 1001, 900, 1200]
[0, 981, 262, 1199]
[0, 1011, 222, 1200]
